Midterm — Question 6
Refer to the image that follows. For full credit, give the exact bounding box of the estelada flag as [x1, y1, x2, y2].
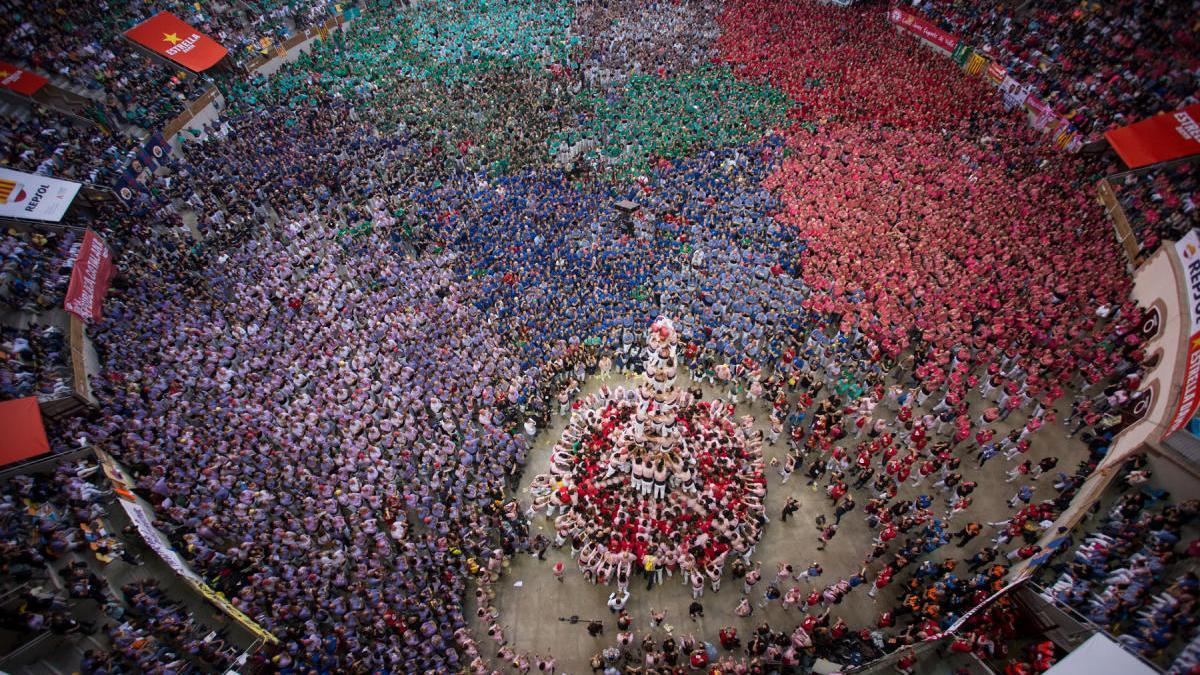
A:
[124, 11, 227, 72]
[1105, 104, 1200, 169]
[965, 52, 988, 77]
[0, 61, 48, 96]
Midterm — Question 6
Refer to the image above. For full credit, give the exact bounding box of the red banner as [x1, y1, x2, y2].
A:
[0, 61, 49, 96]
[64, 230, 115, 322]
[1024, 94, 1048, 117]
[986, 61, 1007, 86]
[1024, 95, 1058, 132]
[888, 8, 959, 53]
[1105, 104, 1200, 169]
[124, 11, 228, 73]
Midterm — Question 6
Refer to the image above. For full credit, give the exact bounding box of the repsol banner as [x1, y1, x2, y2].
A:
[1165, 229, 1200, 435]
[0, 167, 81, 222]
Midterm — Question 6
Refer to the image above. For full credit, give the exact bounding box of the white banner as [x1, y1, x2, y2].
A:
[1165, 229, 1200, 433]
[1000, 76, 1030, 110]
[0, 167, 82, 222]
[1174, 229, 1200, 335]
[95, 448, 278, 644]
[118, 498, 204, 583]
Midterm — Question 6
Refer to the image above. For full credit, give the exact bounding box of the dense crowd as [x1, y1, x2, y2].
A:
[0, 458, 237, 675]
[0, 457, 146, 652]
[1, 0, 207, 131]
[1, 228, 79, 403]
[87, 578, 235, 674]
[1111, 159, 1200, 261]
[0, 109, 135, 184]
[0, 461, 107, 596]
[0, 0, 335, 131]
[1040, 457, 1200, 669]
[550, 64, 793, 180]
[574, 0, 719, 86]
[720, 0, 1137, 402]
[0, 228, 79, 313]
[717, 0, 987, 132]
[908, 0, 1200, 137]
[2, 0, 1196, 672]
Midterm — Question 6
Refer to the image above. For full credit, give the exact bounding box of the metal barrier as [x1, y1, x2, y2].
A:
[1024, 581, 1167, 673]
[0, 445, 95, 481]
[0, 633, 53, 670]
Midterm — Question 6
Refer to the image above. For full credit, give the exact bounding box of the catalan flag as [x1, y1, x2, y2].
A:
[0, 178, 19, 204]
[965, 52, 988, 77]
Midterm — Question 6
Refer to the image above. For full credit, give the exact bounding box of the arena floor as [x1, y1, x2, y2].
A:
[472, 367, 1089, 672]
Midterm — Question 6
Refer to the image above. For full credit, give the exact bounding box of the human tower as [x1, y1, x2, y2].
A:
[531, 317, 767, 592]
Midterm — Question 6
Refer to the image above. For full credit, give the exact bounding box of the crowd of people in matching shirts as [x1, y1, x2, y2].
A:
[0, 0, 1196, 672]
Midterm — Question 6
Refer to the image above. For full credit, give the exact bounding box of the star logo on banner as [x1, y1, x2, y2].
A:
[163, 33, 182, 45]
[0, 70, 9, 78]
[1191, 334, 1200, 351]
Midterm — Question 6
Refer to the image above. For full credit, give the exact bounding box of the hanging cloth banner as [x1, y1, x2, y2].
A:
[887, 7, 960, 53]
[63, 229, 116, 322]
[125, 11, 229, 72]
[1024, 95, 1055, 130]
[1000, 76, 1030, 110]
[950, 43, 972, 67]
[113, 167, 153, 207]
[137, 132, 172, 170]
[986, 61, 1007, 86]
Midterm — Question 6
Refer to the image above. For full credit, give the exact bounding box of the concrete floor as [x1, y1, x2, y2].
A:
[473, 366, 1089, 672]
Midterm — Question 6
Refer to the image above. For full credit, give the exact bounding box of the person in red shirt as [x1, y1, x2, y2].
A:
[827, 481, 847, 503]
[1004, 659, 1033, 675]
[817, 524, 838, 551]
[949, 635, 974, 654]
[877, 610, 895, 628]
[867, 565, 893, 598]
[718, 626, 739, 650]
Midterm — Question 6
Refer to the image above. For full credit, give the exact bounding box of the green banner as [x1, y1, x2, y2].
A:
[951, 42, 973, 67]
